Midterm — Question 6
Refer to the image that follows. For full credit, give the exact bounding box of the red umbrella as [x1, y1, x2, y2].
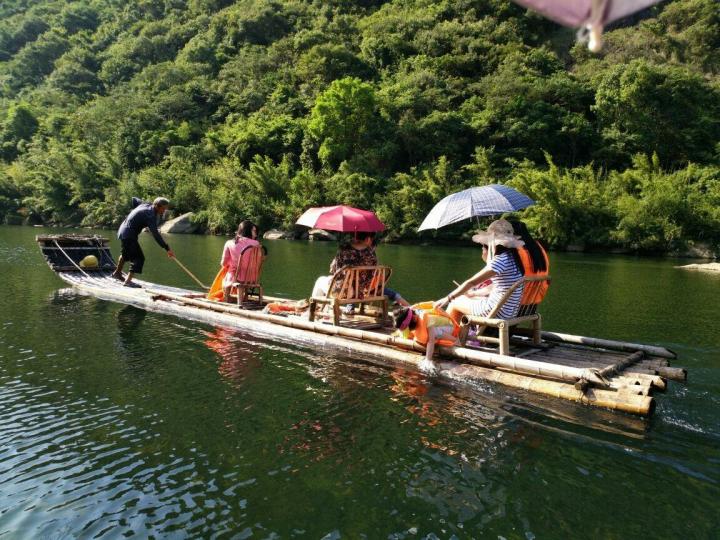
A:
[296, 205, 385, 232]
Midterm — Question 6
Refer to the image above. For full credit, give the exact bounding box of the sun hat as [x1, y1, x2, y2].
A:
[471, 219, 525, 248]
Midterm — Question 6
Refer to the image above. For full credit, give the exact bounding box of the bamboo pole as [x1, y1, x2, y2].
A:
[656, 366, 687, 382]
[148, 288, 687, 382]
[598, 351, 645, 378]
[440, 363, 654, 416]
[513, 328, 676, 359]
[55, 278, 658, 416]
[614, 373, 666, 391]
[145, 289, 612, 388]
[141, 290, 654, 416]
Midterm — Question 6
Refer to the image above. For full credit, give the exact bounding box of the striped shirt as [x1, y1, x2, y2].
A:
[470, 252, 523, 319]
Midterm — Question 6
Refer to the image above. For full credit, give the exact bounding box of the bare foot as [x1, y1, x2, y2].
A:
[123, 281, 141, 288]
[111, 271, 124, 281]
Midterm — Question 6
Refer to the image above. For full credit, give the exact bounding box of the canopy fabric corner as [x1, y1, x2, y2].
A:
[510, 0, 663, 27]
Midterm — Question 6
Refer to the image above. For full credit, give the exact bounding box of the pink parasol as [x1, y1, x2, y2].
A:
[296, 205, 386, 233]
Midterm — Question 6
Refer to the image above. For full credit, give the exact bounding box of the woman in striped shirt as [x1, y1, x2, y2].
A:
[434, 219, 525, 322]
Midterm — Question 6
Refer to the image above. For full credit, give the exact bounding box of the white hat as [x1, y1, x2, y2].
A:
[472, 219, 524, 248]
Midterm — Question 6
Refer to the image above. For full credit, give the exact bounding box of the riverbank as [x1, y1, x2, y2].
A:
[4, 221, 718, 260]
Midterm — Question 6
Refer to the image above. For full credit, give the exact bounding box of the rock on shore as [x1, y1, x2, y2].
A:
[308, 229, 337, 241]
[159, 212, 201, 234]
[263, 229, 288, 240]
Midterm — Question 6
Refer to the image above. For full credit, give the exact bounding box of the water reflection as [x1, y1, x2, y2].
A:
[116, 304, 147, 337]
[203, 327, 261, 388]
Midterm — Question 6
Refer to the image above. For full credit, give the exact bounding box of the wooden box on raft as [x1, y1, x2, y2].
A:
[37, 235, 687, 418]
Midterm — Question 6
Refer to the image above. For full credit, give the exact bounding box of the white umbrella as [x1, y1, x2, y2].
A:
[417, 184, 534, 231]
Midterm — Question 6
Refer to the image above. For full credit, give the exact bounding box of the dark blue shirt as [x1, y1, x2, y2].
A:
[118, 198, 169, 251]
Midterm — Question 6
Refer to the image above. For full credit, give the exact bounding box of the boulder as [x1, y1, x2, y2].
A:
[263, 229, 287, 240]
[308, 228, 337, 242]
[159, 212, 201, 234]
[679, 242, 717, 259]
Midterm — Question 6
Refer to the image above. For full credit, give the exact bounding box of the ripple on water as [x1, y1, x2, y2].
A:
[2, 232, 720, 538]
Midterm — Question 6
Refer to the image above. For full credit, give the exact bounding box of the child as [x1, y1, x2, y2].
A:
[392, 305, 459, 376]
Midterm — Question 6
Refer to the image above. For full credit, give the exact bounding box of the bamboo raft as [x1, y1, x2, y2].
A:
[37, 234, 687, 418]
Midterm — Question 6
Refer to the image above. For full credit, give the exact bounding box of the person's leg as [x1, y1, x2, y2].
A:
[223, 285, 232, 303]
[124, 243, 144, 285]
[112, 255, 125, 279]
[113, 239, 129, 278]
[312, 275, 331, 298]
[436, 328, 459, 346]
[446, 295, 475, 324]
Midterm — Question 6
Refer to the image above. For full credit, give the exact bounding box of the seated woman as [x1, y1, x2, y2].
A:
[311, 232, 409, 309]
[221, 220, 260, 302]
[507, 219, 550, 307]
[507, 220, 549, 275]
[434, 219, 525, 322]
[312, 232, 376, 298]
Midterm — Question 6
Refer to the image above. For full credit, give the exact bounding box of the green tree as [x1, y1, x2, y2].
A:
[509, 156, 616, 248]
[307, 77, 382, 169]
[593, 60, 720, 168]
[7, 30, 69, 91]
[0, 103, 38, 161]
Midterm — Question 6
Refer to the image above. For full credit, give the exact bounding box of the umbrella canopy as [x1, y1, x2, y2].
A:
[296, 205, 385, 233]
[511, 0, 663, 51]
[417, 184, 534, 232]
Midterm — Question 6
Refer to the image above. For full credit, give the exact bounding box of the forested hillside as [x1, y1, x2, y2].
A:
[1, 0, 719, 252]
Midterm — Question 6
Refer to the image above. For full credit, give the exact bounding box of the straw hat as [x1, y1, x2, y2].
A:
[471, 219, 524, 248]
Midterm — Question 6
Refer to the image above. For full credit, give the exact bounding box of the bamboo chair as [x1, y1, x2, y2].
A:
[231, 245, 264, 307]
[308, 265, 392, 326]
[460, 275, 551, 356]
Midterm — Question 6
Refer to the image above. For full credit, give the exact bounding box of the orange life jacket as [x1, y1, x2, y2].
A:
[517, 243, 550, 305]
[409, 302, 461, 347]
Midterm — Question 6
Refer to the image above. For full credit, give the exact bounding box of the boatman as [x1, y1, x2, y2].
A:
[112, 197, 175, 287]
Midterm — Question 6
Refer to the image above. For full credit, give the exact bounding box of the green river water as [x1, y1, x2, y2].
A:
[0, 225, 718, 539]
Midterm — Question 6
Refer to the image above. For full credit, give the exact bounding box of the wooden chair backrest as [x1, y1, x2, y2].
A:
[517, 274, 551, 316]
[485, 275, 551, 319]
[233, 245, 264, 285]
[327, 265, 391, 301]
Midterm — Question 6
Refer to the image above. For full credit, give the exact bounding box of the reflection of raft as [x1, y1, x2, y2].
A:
[38, 234, 687, 417]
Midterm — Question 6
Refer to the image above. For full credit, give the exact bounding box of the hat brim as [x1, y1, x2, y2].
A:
[472, 232, 525, 248]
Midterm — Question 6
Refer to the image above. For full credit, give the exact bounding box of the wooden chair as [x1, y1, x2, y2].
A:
[231, 245, 264, 307]
[308, 265, 392, 326]
[460, 275, 551, 356]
